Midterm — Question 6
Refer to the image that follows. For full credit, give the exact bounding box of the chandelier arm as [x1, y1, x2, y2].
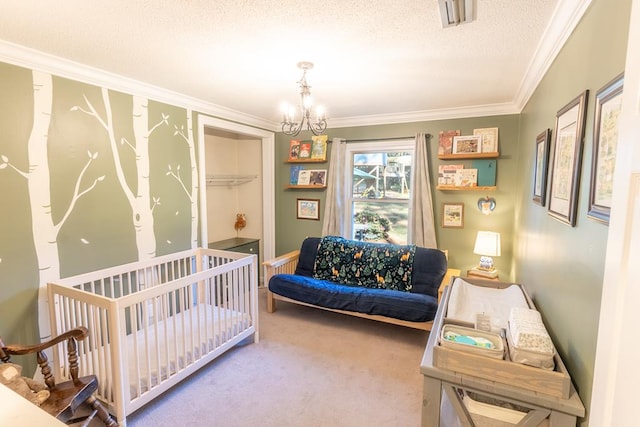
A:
[309, 119, 327, 136]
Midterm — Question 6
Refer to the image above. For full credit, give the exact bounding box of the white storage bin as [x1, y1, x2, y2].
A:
[440, 324, 504, 359]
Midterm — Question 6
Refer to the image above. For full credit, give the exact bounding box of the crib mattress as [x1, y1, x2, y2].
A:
[84, 302, 251, 401]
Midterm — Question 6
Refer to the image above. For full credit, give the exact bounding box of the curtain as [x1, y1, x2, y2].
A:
[321, 137, 347, 236]
[410, 132, 438, 248]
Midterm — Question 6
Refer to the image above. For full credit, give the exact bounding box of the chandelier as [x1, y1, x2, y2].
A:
[281, 61, 327, 136]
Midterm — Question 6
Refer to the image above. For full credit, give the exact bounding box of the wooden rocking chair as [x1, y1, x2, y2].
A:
[0, 327, 117, 427]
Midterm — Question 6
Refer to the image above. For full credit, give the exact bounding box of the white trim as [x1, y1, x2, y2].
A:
[329, 103, 520, 129]
[196, 115, 275, 263]
[513, 0, 594, 110]
[0, 39, 277, 131]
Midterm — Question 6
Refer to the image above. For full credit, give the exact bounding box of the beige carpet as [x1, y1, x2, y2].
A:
[125, 288, 429, 427]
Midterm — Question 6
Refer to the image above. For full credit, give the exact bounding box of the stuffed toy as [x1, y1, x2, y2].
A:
[0, 362, 50, 406]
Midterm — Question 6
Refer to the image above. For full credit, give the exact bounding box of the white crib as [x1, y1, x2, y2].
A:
[47, 248, 258, 426]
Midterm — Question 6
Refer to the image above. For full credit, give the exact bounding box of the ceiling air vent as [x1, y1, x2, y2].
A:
[438, 0, 474, 27]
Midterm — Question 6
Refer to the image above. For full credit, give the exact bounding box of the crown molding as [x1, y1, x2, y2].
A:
[0, 40, 275, 131]
[513, 0, 594, 110]
[327, 102, 520, 129]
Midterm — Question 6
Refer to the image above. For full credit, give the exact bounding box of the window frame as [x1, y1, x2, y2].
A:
[343, 139, 415, 243]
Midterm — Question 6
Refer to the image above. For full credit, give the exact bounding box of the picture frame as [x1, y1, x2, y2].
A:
[532, 129, 551, 206]
[296, 198, 320, 220]
[588, 73, 624, 225]
[452, 135, 482, 155]
[442, 203, 464, 228]
[547, 90, 589, 226]
[473, 127, 499, 153]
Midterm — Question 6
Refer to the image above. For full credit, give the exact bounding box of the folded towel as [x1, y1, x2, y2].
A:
[508, 307, 554, 354]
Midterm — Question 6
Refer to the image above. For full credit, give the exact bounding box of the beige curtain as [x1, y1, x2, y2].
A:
[410, 133, 437, 247]
[321, 137, 347, 236]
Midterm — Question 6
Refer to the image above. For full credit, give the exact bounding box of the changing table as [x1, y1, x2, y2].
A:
[420, 277, 585, 426]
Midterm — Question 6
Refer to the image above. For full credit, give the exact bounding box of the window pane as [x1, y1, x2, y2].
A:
[352, 201, 409, 245]
[352, 152, 411, 200]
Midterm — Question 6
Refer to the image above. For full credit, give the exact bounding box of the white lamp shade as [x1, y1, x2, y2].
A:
[473, 231, 501, 257]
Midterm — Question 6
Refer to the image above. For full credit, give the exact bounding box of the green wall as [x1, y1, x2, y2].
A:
[275, 113, 521, 278]
[0, 62, 202, 371]
[514, 0, 631, 424]
[274, 1, 631, 423]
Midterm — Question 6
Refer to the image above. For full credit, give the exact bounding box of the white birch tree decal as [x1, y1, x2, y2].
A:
[166, 109, 199, 248]
[73, 91, 168, 260]
[0, 71, 104, 340]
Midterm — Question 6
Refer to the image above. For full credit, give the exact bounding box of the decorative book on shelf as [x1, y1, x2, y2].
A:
[299, 142, 312, 159]
[311, 135, 328, 160]
[438, 164, 463, 186]
[289, 165, 302, 185]
[288, 139, 301, 160]
[438, 130, 460, 155]
[454, 168, 477, 187]
[472, 159, 497, 186]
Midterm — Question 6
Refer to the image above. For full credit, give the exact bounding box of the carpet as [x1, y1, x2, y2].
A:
[125, 288, 429, 427]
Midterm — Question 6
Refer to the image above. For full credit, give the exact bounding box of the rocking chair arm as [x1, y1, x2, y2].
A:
[2, 327, 88, 356]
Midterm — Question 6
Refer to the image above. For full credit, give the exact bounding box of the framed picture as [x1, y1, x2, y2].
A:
[308, 169, 327, 186]
[532, 129, 551, 206]
[547, 90, 589, 226]
[588, 73, 624, 224]
[452, 135, 482, 155]
[442, 203, 464, 228]
[473, 127, 499, 153]
[297, 198, 320, 220]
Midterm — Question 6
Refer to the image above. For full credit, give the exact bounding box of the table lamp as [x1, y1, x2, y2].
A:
[473, 231, 501, 271]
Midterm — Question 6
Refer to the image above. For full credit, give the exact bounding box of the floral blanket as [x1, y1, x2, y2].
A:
[312, 236, 416, 292]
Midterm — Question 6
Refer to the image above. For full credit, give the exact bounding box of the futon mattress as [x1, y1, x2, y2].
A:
[268, 273, 438, 322]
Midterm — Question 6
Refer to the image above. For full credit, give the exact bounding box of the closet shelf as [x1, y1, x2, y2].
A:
[206, 174, 257, 187]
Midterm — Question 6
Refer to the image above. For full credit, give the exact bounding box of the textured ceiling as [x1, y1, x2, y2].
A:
[0, 0, 580, 129]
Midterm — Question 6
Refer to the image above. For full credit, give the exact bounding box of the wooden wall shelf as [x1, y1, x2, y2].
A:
[285, 185, 326, 189]
[438, 152, 499, 160]
[285, 159, 327, 163]
[437, 185, 497, 191]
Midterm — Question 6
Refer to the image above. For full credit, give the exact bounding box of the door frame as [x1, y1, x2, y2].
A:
[196, 115, 275, 262]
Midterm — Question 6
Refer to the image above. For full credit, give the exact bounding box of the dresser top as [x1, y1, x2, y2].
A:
[208, 237, 259, 250]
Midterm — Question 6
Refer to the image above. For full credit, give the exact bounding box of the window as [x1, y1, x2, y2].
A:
[345, 140, 414, 244]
